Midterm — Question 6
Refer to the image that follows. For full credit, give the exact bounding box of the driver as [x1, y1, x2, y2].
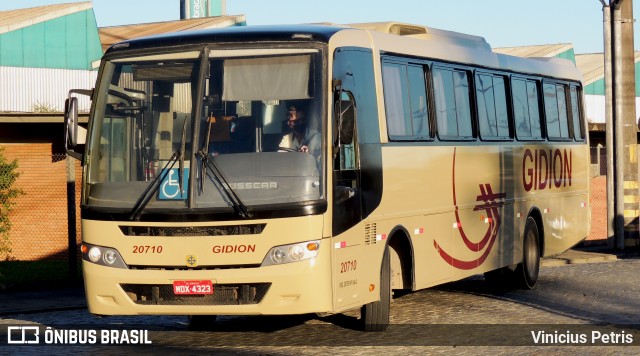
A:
[279, 105, 320, 157]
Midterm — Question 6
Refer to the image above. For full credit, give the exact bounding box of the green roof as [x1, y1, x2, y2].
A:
[0, 2, 102, 70]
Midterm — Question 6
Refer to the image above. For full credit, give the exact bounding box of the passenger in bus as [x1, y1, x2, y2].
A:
[279, 105, 320, 157]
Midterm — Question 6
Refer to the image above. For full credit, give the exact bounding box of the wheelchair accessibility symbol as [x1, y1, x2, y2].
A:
[158, 168, 189, 200]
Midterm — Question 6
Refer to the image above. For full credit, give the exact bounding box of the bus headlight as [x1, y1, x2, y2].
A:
[288, 245, 305, 261]
[103, 250, 118, 265]
[81, 243, 128, 269]
[261, 240, 320, 266]
[270, 249, 287, 264]
[88, 247, 101, 263]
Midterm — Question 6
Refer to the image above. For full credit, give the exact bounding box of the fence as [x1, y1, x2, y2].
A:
[0, 144, 81, 290]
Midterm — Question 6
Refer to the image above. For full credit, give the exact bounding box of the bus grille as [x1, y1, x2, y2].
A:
[119, 224, 266, 236]
[128, 264, 261, 271]
[120, 283, 271, 305]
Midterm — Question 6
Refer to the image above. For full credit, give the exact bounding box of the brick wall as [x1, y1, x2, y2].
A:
[2, 143, 81, 261]
[588, 176, 607, 243]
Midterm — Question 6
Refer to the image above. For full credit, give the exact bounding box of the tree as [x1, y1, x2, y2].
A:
[0, 147, 24, 260]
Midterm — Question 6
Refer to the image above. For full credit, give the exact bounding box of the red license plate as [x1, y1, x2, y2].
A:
[173, 280, 213, 295]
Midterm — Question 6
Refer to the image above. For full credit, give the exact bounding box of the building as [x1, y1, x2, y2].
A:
[0, 2, 245, 273]
[0, 2, 101, 113]
[98, 14, 246, 53]
[495, 44, 640, 135]
[0, 2, 102, 266]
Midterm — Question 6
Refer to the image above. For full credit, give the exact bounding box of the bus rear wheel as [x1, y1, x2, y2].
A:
[515, 217, 540, 290]
[361, 246, 391, 332]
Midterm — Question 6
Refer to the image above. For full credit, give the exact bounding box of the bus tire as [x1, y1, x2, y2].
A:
[361, 245, 391, 332]
[515, 217, 540, 290]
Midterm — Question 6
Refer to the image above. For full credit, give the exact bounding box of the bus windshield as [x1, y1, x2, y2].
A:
[85, 49, 324, 215]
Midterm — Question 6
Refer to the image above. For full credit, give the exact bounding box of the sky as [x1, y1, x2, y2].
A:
[1, 0, 639, 54]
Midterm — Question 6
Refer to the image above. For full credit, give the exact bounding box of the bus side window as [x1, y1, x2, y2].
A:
[433, 67, 473, 140]
[569, 85, 584, 140]
[544, 82, 570, 140]
[382, 62, 429, 140]
[513, 78, 543, 140]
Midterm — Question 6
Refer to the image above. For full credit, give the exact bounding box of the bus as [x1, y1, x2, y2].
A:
[64, 22, 590, 332]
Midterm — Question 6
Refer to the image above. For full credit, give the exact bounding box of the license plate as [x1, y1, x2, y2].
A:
[173, 280, 213, 295]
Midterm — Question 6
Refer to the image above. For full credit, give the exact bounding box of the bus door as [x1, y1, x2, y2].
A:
[332, 90, 365, 310]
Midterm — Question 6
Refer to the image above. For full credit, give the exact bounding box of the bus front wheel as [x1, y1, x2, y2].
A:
[515, 217, 540, 290]
[361, 246, 391, 332]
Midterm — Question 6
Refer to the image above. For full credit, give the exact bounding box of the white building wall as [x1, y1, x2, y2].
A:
[585, 94, 640, 125]
[585, 94, 605, 124]
[0, 67, 97, 113]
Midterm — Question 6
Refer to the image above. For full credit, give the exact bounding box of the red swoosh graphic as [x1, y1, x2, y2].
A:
[434, 147, 504, 270]
[451, 148, 494, 252]
[435, 208, 501, 270]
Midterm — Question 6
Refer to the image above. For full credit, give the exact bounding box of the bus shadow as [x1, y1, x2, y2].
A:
[316, 312, 361, 330]
[188, 313, 318, 332]
[436, 274, 522, 296]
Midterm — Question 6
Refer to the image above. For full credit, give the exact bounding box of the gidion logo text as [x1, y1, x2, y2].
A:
[522, 148, 572, 192]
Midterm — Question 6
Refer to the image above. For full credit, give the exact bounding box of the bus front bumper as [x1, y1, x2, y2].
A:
[82, 249, 333, 316]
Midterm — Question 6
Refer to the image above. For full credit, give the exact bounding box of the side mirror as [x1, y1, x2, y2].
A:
[64, 89, 91, 160]
[65, 97, 79, 147]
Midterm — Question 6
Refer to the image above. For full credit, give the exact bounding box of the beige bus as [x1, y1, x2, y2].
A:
[64, 22, 589, 332]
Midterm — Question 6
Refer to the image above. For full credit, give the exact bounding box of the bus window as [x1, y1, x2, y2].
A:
[475, 74, 510, 140]
[513, 78, 543, 140]
[408, 65, 429, 138]
[382, 63, 429, 140]
[544, 83, 570, 140]
[382, 62, 409, 137]
[433, 67, 473, 140]
[382, 61, 429, 140]
[570, 85, 584, 140]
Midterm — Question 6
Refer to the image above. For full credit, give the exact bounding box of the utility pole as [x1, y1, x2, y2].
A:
[600, 0, 637, 249]
[610, 0, 638, 249]
[600, 0, 615, 248]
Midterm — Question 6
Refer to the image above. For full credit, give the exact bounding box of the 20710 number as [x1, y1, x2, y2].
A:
[133, 245, 163, 253]
[340, 260, 357, 273]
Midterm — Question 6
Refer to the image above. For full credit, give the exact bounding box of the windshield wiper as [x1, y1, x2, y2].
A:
[128, 152, 179, 221]
[198, 119, 251, 219]
[129, 118, 188, 221]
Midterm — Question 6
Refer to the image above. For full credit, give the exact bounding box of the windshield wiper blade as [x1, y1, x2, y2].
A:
[130, 117, 188, 221]
[198, 151, 251, 219]
[129, 152, 179, 221]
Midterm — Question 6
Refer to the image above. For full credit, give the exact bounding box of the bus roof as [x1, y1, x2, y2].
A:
[103, 24, 345, 55]
[105, 22, 582, 82]
[342, 22, 582, 81]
